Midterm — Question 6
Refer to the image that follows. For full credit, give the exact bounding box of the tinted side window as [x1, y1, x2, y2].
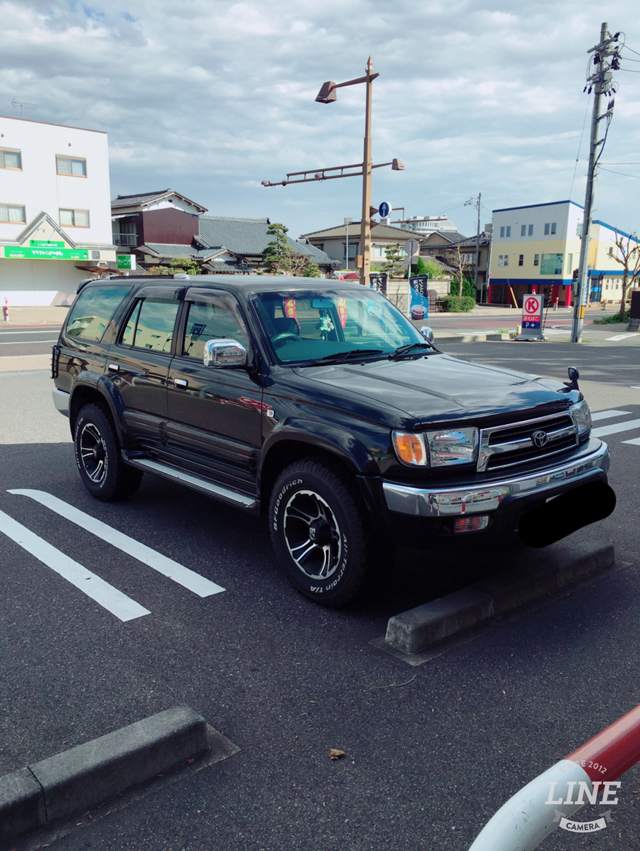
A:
[183, 299, 249, 359]
[127, 298, 179, 353]
[66, 286, 131, 342]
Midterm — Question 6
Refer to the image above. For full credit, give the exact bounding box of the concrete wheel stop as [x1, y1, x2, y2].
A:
[0, 705, 238, 845]
[373, 541, 615, 665]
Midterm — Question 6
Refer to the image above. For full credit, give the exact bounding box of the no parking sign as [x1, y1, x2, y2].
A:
[521, 294, 544, 339]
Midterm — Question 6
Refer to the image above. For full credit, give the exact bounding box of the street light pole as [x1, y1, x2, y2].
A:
[360, 57, 374, 288]
[344, 217, 353, 269]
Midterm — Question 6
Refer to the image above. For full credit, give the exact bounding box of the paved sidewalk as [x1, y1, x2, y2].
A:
[1, 305, 69, 326]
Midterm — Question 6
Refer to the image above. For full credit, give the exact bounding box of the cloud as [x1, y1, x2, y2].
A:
[0, 0, 639, 235]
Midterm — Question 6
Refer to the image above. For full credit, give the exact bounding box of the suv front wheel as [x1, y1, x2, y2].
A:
[74, 403, 143, 501]
[269, 459, 372, 607]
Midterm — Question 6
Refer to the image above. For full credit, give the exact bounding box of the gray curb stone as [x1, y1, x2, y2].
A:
[0, 705, 210, 843]
[385, 542, 614, 655]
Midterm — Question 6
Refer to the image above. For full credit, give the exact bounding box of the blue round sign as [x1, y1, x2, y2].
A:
[378, 202, 391, 218]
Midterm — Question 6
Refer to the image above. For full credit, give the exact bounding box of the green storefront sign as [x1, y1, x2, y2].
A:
[117, 254, 135, 270]
[3, 246, 89, 260]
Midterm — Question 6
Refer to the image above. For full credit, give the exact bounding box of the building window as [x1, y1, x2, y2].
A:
[608, 246, 614, 256]
[60, 208, 90, 227]
[0, 203, 26, 223]
[528, 224, 533, 236]
[534, 254, 539, 266]
[540, 253, 563, 275]
[0, 149, 21, 170]
[550, 222, 557, 234]
[544, 223, 550, 235]
[506, 226, 511, 237]
[56, 156, 87, 177]
[500, 226, 505, 238]
[521, 225, 526, 237]
[576, 222, 583, 237]
[498, 254, 509, 267]
[567, 253, 573, 273]
[518, 254, 524, 267]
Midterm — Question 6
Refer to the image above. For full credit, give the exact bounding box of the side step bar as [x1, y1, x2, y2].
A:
[122, 453, 259, 511]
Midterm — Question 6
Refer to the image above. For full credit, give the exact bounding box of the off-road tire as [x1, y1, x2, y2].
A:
[269, 459, 374, 607]
[74, 403, 143, 501]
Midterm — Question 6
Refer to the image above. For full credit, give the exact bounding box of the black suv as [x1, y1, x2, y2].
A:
[52, 275, 611, 606]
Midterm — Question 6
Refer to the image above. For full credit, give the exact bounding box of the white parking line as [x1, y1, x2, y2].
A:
[591, 409, 632, 421]
[623, 437, 640, 446]
[606, 334, 635, 341]
[0, 340, 57, 345]
[592, 418, 640, 438]
[0, 509, 149, 622]
[9, 489, 225, 598]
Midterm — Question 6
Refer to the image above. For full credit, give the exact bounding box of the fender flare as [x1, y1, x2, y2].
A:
[260, 418, 382, 478]
[70, 373, 129, 445]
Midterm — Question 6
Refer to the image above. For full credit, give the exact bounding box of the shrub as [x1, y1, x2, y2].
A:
[593, 309, 630, 325]
[440, 295, 475, 312]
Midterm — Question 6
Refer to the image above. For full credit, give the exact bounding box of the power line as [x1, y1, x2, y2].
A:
[599, 167, 640, 178]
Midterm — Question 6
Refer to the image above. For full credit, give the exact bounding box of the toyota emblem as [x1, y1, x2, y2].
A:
[532, 430, 548, 448]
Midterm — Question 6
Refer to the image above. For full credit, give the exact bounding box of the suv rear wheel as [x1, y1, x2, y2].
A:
[269, 459, 372, 607]
[74, 403, 143, 501]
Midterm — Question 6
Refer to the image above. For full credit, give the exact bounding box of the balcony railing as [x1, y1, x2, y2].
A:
[113, 233, 137, 246]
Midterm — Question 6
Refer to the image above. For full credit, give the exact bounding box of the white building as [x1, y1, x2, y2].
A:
[391, 215, 458, 234]
[0, 115, 117, 306]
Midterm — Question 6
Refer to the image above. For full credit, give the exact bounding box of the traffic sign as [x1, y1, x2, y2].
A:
[521, 293, 544, 338]
[378, 202, 391, 218]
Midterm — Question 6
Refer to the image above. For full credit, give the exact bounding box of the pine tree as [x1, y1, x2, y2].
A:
[262, 223, 294, 274]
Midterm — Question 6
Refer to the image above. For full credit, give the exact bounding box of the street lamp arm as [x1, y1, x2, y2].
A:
[334, 73, 380, 89]
[261, 159, 403, 187]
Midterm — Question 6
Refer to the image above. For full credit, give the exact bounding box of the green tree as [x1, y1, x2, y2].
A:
[381, 243, 405, 278]
[148, 257, 202, 276]
[409, 255, 429, 277]
[262, 223, 294, 274]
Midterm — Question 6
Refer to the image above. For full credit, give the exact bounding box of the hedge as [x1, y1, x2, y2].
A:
[440, 295, 475, 312]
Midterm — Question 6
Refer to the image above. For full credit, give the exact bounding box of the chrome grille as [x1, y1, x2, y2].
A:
[478, 412, 578, 472]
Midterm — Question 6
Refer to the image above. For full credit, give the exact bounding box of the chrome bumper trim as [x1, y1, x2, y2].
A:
[382, 441, 609, 518]
[52, 388, 70, 417]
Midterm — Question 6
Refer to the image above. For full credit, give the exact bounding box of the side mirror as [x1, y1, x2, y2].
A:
[420, 326, 434, 344]
[563, 366, 580, 391]
[203, 339, 248, 368]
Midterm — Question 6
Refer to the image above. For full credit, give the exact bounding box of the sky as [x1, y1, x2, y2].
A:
[1, 0, 640, 240]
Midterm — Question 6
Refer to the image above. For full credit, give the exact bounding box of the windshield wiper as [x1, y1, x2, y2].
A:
[388, 342, 435, 360]
[302, 348, 385, 366]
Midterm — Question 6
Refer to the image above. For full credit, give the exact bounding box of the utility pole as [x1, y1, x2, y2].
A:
[360, 57, 374, 288]
[465, 193, 482, 300]
[572, 22, 620, 342]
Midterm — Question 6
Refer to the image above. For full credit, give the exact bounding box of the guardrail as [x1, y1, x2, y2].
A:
[468, 702, 640, 849]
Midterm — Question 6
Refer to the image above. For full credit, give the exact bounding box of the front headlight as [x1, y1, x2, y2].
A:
[571, 399, 592, 438]
[392, 427, 478, 467]
[425, 427, 479, 467]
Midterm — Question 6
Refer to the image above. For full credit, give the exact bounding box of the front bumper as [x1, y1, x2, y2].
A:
[382, 439, 610, 518]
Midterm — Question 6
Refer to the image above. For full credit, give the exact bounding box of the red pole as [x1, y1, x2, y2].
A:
[567, 703, 640, 783]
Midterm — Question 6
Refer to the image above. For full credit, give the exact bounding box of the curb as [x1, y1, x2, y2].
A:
[435, 333, 513, 343]
[384, 542, 615, 655]
[0, 706, 213, 844]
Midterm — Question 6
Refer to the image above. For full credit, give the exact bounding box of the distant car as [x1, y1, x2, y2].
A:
[330, 270, 359, 281]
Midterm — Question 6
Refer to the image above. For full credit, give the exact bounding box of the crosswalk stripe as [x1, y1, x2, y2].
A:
[592, 418, 640, 438]
[0, 509, 150, 622]
[606, 334, 634, 341]
[9, 489, 224, 598]
[623, 437, 640, 446]
[591, 410, 632, 422]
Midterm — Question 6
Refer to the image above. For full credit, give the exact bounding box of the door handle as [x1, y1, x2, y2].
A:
[174, 378, 188, 388]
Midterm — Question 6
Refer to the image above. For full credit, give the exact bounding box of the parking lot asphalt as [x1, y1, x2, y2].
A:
[1, 345, 640, 850]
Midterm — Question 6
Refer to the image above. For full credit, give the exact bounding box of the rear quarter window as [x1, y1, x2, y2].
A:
[65, 285, 132, 343]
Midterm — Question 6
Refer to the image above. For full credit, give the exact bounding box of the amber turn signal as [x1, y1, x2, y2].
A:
[392, 431, 428, 466]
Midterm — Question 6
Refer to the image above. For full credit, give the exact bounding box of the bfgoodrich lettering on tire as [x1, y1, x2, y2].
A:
[74, 403, 143, 501]
[269, 459, 372, 606]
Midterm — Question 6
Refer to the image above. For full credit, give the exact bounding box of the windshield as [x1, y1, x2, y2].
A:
[253, 289, 426, 365]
